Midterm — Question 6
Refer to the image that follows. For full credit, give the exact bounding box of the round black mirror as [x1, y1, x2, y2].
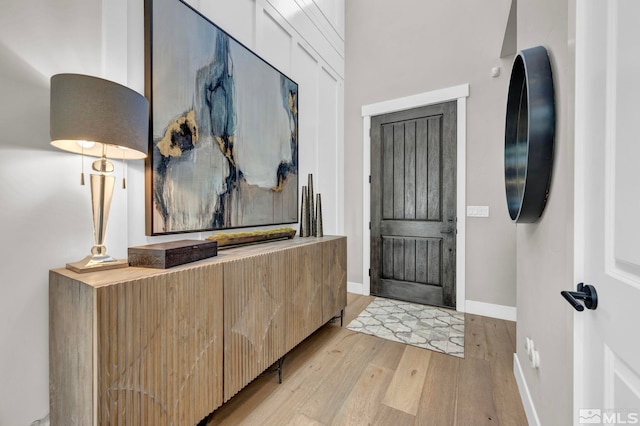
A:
[504, 46, 555, 223]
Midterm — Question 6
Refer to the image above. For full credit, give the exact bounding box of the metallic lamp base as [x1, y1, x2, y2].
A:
[66, 255, 129, 274]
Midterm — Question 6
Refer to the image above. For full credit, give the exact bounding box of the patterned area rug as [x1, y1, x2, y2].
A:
[346, 297, 464, 358]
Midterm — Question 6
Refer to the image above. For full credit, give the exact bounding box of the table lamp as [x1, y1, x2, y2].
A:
[50, 73, 149, 273]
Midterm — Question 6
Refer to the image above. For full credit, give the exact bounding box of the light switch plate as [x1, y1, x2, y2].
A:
[467, 205, 490, 217]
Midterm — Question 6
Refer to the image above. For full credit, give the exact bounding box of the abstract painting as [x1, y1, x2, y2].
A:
[145, 0, 298, 235]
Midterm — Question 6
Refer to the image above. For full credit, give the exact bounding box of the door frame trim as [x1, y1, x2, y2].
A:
[361, 84, 469, 311]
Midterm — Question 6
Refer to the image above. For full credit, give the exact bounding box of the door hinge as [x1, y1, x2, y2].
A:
[369, 221, 371, 230]
[368, 268, 371, 277]
[369, 175, 371, 183]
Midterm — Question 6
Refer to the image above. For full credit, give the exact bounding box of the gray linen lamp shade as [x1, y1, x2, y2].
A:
[50, 73, 149, 159]
[49, 73, 149, 273]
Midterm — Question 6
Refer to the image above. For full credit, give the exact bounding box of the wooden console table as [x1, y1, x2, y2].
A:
[49, 236, 346, 425]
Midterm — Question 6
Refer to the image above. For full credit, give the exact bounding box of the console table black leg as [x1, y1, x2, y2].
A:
[259, 354, 286, 384]
[329, 309, 345, 327]
[277, 356, 284, 384]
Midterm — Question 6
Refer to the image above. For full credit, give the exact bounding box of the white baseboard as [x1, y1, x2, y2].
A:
[514, 353, 541, 426]
[465, 299, 517, 321]
[347, 281, 365, 295]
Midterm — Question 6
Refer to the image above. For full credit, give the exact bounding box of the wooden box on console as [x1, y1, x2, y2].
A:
[128, 239, 218, 268]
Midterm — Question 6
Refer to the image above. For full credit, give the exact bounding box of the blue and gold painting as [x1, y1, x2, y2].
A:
[146, 0, 298, 234]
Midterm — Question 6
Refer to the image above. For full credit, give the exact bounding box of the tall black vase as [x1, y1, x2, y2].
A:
[300, 186, 310, 237]
[308, 174, 315, 236]
[315, 193, 323, 237]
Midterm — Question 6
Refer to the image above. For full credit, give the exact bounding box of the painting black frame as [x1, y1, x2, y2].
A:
[144, 0, 299, 235]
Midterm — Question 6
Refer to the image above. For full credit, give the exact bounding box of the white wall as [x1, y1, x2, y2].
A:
[514, 0, 575, 424]
[0, 0, 344, 423]
[344, 0, 518, 309]
[0, 2, 104, 425]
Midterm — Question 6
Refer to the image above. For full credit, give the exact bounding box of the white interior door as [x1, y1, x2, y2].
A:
[574, 0, 640, 424]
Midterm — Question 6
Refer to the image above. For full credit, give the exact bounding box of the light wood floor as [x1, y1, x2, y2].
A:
[205, 293, 528, 425]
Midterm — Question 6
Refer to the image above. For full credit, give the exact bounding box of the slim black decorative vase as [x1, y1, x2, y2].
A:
[315, 193, 323, 237]
[308, 174, 315, 236]
[301, 186, 309, 237]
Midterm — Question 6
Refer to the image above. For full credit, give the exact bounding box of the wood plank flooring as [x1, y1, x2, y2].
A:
[205, 293, 527, 425]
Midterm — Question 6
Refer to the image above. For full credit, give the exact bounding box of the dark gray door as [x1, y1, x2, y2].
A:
[370, 101, 457, 308]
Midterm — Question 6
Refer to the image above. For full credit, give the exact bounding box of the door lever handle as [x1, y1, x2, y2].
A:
[440, 228, 455, 235]
[561, 283, 598, 311]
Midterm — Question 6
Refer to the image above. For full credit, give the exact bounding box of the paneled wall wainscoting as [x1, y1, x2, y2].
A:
[170, 0, 345, 239]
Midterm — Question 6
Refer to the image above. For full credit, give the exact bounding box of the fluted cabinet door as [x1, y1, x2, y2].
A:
[95, 264, 223, 425]
[49, 262, 224, 426]
[223, 252, 287, 402]
[322, 238, 347, 323]
[284, 242, 323, 352]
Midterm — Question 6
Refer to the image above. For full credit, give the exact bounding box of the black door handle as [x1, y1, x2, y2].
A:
[440, 228, 455, 234]
[561, 283, 598, 311]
